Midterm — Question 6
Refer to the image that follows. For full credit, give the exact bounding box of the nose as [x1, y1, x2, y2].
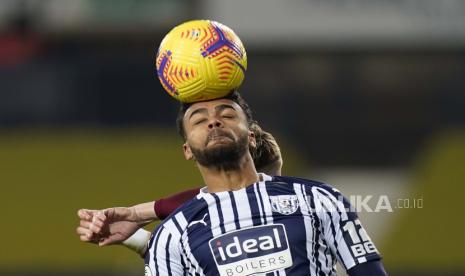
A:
[208, 119, 223, 129]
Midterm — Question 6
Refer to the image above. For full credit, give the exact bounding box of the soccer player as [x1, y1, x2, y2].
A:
[76, 122, 283, 252]
[157, 92, 386, 275]
[81, 91, 387, 275]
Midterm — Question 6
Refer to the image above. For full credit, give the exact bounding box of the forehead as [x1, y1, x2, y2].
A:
[184, 98, 244, 119]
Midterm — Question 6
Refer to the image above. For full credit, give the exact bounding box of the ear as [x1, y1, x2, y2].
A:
[183, 142, 194, 160]
[248, 130, 256, 148]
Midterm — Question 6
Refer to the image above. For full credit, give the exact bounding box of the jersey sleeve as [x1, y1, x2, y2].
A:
[347, 260, 387, 276]
[154, 188, 200, 219]
[309, 185, 382, 271]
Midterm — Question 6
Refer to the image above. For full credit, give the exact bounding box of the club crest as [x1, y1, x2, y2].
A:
[270, 195, 299, 215]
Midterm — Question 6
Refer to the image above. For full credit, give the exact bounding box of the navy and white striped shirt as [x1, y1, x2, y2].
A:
[144, 174, 381, 276]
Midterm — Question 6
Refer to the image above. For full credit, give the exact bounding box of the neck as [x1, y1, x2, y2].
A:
[197, 153, 259, 193]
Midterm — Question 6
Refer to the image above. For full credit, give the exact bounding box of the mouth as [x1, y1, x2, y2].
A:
[205, 130, 234, 146]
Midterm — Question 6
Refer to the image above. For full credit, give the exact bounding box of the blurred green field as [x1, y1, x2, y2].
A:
[1, 128, 464, 274]
[0, 128, 305, 272]
[381, 129, 465, 274]
[0, 128, 198, 270]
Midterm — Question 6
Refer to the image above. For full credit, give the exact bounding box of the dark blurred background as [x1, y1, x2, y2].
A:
[1, 0, 464, 275]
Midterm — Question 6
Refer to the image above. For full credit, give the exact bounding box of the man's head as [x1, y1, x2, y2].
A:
[176, 91, 253, 140]
[178, 91, 256, 171]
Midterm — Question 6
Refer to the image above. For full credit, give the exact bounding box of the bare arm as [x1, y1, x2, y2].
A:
[76, 188, 199, 251]
[102, 201, 158, 226]
[96, 186, 200, 226]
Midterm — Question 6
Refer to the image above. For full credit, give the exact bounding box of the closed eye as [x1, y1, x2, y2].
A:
[194, 118, 207, 125]
[220, 111, 237, 119]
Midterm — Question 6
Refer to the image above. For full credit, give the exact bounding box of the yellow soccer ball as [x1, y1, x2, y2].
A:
[155, 20, 247, 103]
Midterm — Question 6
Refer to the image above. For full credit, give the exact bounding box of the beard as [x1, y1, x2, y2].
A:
[189, 130, 249, 171]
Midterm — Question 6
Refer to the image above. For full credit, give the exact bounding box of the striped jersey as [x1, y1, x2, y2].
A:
[144, 174, 381, 276]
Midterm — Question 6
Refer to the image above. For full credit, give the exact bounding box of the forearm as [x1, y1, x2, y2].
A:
[112, 188, 200, 223]
[131, 201, 158, 224]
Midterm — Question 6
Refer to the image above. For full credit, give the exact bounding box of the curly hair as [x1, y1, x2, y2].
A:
[249, 122, 282, 173]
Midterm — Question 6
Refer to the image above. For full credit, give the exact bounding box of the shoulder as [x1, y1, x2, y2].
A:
[271, 175, 341, 195]
[272, 176, 358, 222]
[270, 175, 350, 210]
